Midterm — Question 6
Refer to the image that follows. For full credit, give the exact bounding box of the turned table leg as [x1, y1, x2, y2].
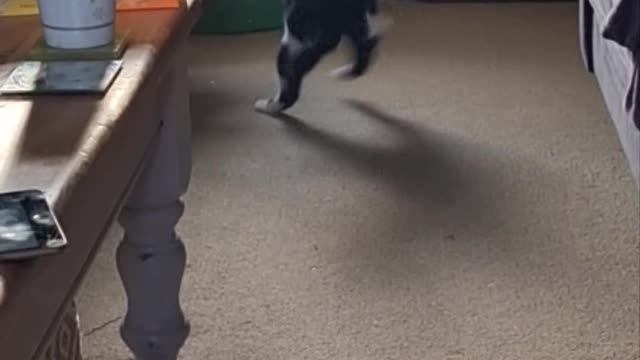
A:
[117, 46, 192, 360]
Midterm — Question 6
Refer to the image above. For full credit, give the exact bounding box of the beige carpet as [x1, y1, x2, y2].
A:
[78, 2, 639, 359]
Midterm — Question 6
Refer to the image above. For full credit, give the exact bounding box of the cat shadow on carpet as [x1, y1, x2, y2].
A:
[268, 100, 557, 266]
[256, 99, 576, 297]
[271, 101, 503, 238]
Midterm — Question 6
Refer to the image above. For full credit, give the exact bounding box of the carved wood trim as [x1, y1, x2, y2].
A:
[39, 301, 82, 360]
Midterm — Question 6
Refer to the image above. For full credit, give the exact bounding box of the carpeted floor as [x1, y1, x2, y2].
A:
[78, 2, 639, 359]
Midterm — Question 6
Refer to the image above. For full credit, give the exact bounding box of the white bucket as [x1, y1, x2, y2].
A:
[37, 0, 116, 49]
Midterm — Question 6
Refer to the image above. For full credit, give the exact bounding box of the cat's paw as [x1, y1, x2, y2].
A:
[368, 13, 394, 38]
[254, 98, 285, 114]
[328, 64, 357, 81]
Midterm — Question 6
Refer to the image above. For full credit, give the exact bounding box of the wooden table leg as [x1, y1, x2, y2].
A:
[116, 44, 192, 360]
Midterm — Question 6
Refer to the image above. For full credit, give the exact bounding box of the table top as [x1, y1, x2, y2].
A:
[0, 1, 202, 358]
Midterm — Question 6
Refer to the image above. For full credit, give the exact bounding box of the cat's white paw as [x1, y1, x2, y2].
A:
[368, 13, 394, 38]
[328, 64, 356, 81]
[254, 98, 285, 114]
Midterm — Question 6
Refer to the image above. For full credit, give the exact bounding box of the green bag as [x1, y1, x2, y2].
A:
[194, 0, 283, 34]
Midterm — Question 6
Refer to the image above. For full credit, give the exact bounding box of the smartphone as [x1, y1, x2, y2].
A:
[0, 190, 67, 261]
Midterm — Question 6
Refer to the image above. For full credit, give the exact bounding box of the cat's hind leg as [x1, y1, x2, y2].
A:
[256, 31, 341, 114]
[330, 6, 392, 80]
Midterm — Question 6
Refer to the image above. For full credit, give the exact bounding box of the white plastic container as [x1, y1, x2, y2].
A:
[37, 0, 116, 49]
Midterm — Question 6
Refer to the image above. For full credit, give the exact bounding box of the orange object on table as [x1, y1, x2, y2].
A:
[117, 0, 179, 11]
[0, 0, 179, 17]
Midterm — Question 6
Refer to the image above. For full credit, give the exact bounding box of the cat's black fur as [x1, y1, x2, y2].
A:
[255, 0, 383, 114]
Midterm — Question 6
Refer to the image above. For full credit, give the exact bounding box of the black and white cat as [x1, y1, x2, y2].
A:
[255, 0, 391, 114]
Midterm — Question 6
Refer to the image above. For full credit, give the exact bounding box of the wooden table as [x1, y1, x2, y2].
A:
[0, 1, 202, 358]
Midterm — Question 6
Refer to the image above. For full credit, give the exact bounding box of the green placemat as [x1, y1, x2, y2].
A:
[23, 33, 130, 61]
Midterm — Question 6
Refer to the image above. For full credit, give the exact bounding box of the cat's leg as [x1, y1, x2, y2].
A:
[333, 25, 379, 80]
[330, 2, 392, 80]
[256, 30, 340, 114]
